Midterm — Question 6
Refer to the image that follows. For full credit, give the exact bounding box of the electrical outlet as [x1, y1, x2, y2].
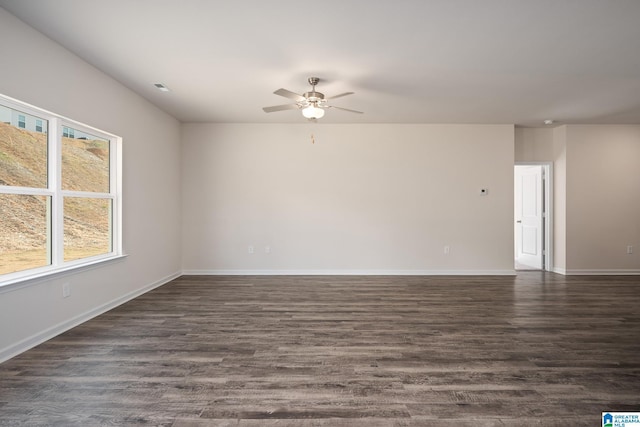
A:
[248, 245, 254, 254]
[628, 245, 634, 254]
[62, 283, 71, 298]
[444, 245, 450, 255]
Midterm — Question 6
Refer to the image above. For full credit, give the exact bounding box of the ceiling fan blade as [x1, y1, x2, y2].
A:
[274, 88, 305, 102]
[327, 92, 354, 100]
[330, 105, 364, 114]
[263, 104, 299, 113]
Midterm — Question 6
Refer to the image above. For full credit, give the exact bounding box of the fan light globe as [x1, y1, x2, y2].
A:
[302, 105, 325, 119]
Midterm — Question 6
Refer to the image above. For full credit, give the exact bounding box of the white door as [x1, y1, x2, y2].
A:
[515, 165, 543, 269]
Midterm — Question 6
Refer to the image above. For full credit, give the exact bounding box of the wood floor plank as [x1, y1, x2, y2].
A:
[0, 273, 639, 425]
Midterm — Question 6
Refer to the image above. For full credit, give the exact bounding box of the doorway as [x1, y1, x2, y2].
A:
[514, 163, 552, 271]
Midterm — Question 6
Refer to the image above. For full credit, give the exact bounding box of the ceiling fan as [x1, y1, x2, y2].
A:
[263, 77, 363, 120]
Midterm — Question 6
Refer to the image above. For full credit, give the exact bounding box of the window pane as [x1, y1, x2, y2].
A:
[64, 197, 111, 262]
[0, 105, 48, 188]
[0, 194, 51, 275]
[62, 128, 109, 192]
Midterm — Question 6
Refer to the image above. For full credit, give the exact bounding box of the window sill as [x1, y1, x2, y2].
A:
[0, 254, 128, 294]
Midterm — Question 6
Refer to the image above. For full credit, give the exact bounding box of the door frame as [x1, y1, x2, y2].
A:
[514, 162, 553, 272]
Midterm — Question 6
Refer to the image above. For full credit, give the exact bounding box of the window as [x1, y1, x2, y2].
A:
[0, 94, 121, 284]
[61, 127, 112, 262]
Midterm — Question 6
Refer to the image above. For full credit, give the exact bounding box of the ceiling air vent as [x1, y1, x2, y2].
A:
[153, 83, 170, 92]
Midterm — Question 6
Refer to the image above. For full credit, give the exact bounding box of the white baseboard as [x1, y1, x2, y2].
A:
[0, 271, 181, 364]
[562, 269, 640, 275]
[182, 269, 517, 276]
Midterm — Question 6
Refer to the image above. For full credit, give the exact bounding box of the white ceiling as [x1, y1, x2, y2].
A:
[2, 0, 640, 126]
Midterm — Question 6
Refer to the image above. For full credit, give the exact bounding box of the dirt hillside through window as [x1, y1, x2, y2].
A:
[0, 122, 110, 274]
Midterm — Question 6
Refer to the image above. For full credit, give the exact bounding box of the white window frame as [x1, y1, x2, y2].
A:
[0, 93, 123, 288]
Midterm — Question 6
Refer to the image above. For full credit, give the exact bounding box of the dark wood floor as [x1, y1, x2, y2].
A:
[1, 273, 639, 426]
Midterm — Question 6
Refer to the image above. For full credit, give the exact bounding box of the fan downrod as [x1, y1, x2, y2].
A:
[304, 77, 324, 102]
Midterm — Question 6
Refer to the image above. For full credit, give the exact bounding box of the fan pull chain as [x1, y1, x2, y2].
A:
[311, 133, 315, 144]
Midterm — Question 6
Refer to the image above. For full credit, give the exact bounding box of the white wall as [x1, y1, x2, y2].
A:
[514, 127, 555, 162]
[0, 9, 182, 361]
[552, 126, 567, 272]
[515, 125, 640, 274]
[565, 125, 640, 272]
[182, 123, 515, 274]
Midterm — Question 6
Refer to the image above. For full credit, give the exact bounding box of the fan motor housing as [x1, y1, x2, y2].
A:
[303, 91, 324, 102]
